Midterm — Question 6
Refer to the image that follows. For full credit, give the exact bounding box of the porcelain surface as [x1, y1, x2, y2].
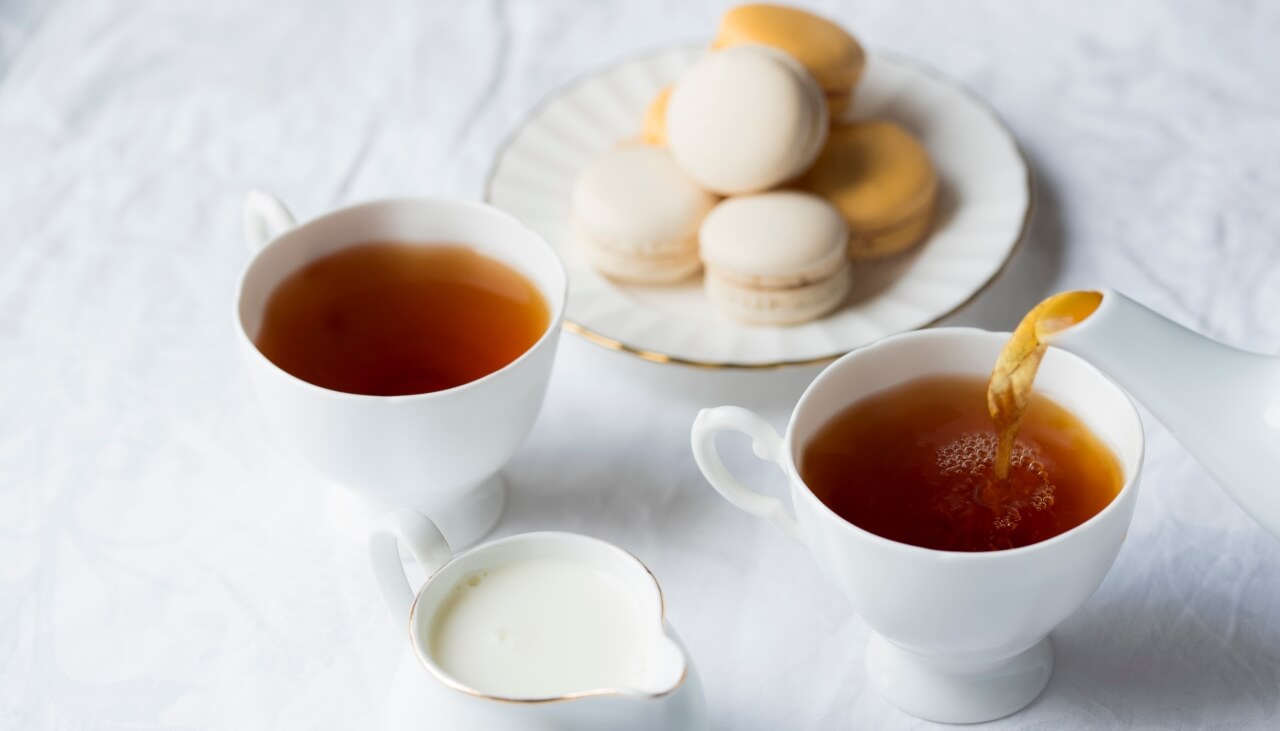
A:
[237, 194, 567, 547]
[370, 510, 707, 731]
[6, 2, 1280, 728]
[692, 329, 1145, 722]
[488, 45, 1029, 368]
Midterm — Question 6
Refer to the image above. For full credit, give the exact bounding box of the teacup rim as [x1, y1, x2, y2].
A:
[782, 326, 1145, 561]
[403, 530, 689, 704]
[233, 196, 569, 402]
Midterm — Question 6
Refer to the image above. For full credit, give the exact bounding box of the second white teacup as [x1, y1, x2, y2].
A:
[236, 192, 567, 547]
[691, 328, 1144, 723]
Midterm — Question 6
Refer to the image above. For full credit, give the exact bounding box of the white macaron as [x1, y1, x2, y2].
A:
[666, 45, 829, 196]
[699, 191, 851, 325]
[571, 144, 719, 284]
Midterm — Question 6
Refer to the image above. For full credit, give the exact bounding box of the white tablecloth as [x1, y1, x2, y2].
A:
[4, 1, 1279, 728]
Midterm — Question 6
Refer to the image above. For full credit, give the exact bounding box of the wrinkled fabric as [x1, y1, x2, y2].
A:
[2, 1, 1279, 728]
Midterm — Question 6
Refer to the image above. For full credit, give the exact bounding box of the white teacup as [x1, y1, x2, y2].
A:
[691, 328, 1144, 723]
[237, 192, 566, 547]
[369, 509, 707, 730]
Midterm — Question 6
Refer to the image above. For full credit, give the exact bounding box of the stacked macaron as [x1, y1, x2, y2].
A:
[666, 45, 829, 196]
[701, 192, 850, 325]
[571, 3, 941, 326]
[571, 145, 717, 284]
[797, 121, 939, 258]
[713, 3, 865, 119]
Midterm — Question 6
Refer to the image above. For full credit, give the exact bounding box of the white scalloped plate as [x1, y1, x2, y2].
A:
[485, 45, 1030, 369]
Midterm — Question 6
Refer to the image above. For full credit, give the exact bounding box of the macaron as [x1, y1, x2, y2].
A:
[571, 144, 718, 284]
[796, 121, 938, 258]
[666, 45, 828, 196]
[641, 86, 671, 146]
[699, 191, 851, 325]
[713, 4, 865, 119]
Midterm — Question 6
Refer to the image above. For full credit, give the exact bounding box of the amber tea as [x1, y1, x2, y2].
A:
[988, 291, 1104, 479]
[254, 242, 550, 396]
[800, 375, 1122, 552]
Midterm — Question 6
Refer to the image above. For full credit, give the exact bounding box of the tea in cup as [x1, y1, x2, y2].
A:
[691, 328, 1144, 723]
[369, 509, 708, 730]
[236, 192, 567, 546]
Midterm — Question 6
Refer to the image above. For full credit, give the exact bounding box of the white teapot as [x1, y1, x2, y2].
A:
[1049, 288, 1280, 538]
[369, 509, 708, 731]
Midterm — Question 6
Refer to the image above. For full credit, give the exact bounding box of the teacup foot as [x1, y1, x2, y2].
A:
[427, 473, 508, 549]
[323, 473, 507, 549]
[866, 633, 1052, 724]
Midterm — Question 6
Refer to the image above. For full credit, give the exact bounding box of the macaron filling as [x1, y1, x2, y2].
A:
[581, 239, 702, 284]
[847, 208, 936, 257]
[705, 266, 850, 325]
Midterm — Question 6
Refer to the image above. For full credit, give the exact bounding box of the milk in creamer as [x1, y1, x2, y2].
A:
[426, 557, 650, 698]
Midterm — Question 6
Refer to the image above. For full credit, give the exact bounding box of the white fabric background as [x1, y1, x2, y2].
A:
[3, 0, 1279, 728]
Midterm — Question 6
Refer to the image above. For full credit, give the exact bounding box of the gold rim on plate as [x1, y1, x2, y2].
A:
[483, 44, 1034, 370]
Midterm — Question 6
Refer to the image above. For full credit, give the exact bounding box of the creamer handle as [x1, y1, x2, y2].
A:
[242, 190, 296, 253]
[691, 406, 802, 541]
[369, 509, 455, 629]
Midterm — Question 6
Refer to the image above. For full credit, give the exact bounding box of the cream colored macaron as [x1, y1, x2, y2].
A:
[572, 144, 718, 284]
[699, 191, 851, 325]
[666, 45, 828, 196]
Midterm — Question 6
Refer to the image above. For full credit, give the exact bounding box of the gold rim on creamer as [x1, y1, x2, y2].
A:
[405, 533, 688, 704]
[482, 43, 1035, 370]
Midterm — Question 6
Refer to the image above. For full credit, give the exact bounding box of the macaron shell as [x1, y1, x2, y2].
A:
[705, 264, 851, 326]
[699, 191, 848, 288]
[667, 45, 828, 195]
[825, 88, 854, 120]
[641, 86, 671, 146]
[714, 4, 864, 106]
[577, 229, 703, 284]
[571, 144, 717, 255]
[796, 120, 938, 239]
[849, 205, 935, 258]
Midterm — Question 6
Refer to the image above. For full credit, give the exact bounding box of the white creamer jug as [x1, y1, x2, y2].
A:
[370, 509, 708, 731]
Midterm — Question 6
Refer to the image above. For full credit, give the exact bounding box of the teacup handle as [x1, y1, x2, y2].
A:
[369, 509, 456, 628]
[691, 407, 802, 541]
[242, 190, 296, 253]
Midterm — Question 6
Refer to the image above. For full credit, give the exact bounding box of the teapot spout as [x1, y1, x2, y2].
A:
[1050, 288, 1280, 539]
